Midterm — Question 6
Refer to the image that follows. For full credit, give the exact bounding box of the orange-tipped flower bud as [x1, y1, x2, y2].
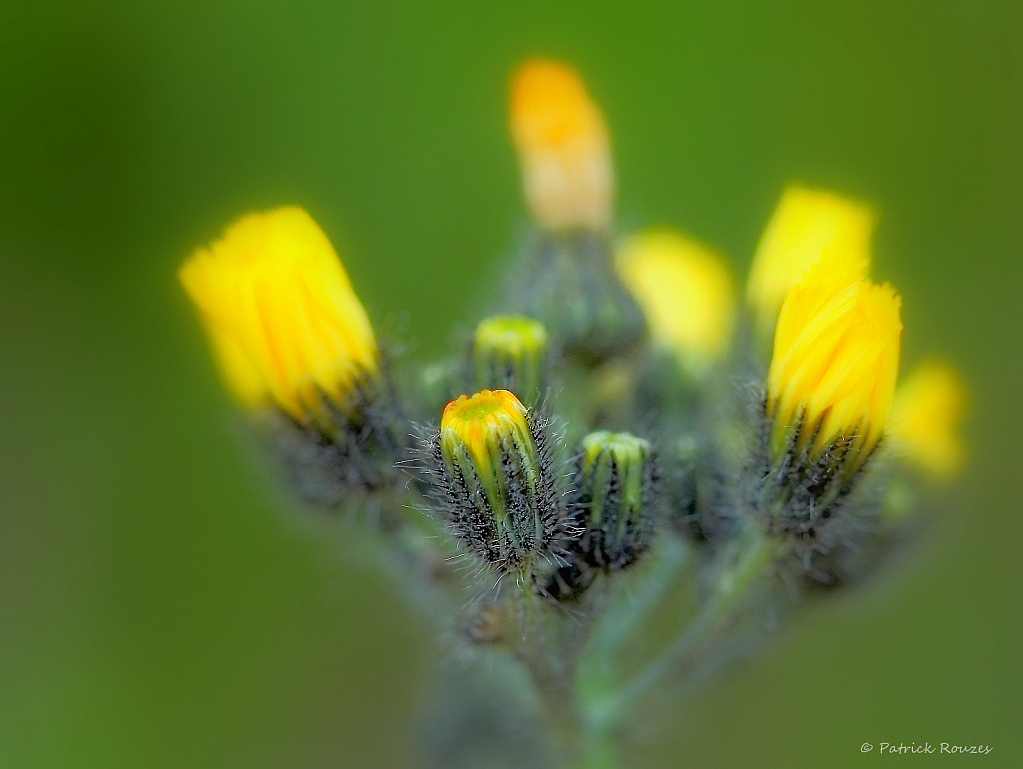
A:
[510, 59, 614, 233]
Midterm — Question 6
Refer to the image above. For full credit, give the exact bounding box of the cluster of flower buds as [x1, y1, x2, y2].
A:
[174, 59, 974, 768]
[418, 410, 661, 599]
[178, 58, 966, 621]
[717, 183, 965, 583]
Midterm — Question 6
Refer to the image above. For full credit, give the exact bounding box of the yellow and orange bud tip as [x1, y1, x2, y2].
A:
[440, 388, 533, 468]
[616, 229, 735, 376]
[747, 184, 876, 328]
[178, 206, 378, 422]
[509, 58, 613, 232]
[888, 361, 967, 478]
[439, 389, 541, 517]
[766, 261, 902, 469]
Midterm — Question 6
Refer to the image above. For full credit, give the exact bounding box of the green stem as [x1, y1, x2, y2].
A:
[509, 578, 589, 764]
[566, 536, 691, 768]
[573, 725, 619, 769]
[588, 534, 689, 658]
[593, 530, 783, 728]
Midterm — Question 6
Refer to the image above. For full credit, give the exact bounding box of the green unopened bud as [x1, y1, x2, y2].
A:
[511, 233, 646, 366]
[432, 389, 561, 570]
[572, 431, 657, 570]
[472, 316, 549, 401]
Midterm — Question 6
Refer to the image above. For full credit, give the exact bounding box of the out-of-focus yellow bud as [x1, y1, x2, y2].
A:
[747, 185, 876, 330]
[616, 229, 735, 376]
[888, 361, 966, 478]
[473, 315, 549, 399]
[179, 206, 378, 423]
[509, 58, 613, 233]
[766, 261, 901, 472]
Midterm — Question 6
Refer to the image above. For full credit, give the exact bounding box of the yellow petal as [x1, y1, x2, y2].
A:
[747, 184, 875, 331]
[888, 361, 967, 477]
[767, 261, 901, 469]
[179, 207, 377, 421]
[616, 229, 735, 376]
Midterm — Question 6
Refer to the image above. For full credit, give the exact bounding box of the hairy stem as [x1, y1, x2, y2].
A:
[593, 530, 782, 728]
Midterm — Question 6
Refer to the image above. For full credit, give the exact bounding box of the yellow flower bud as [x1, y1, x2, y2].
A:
[436, 389, 558, 568]
[179, 207, 378, 424]
[766, 261, 901, 472]
[888, 361, 966, 478]
[440, 389, 539, 509]
[616, 229, 735, 376]
[509, 58, 613, 233]
[747, 185, 876, 330]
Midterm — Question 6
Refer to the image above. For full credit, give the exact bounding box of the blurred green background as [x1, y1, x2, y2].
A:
[1, 1, 1019, 767]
